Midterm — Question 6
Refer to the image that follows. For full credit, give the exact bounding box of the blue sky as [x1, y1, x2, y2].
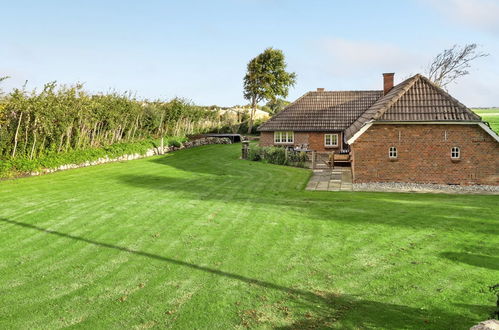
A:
[1, 0, 498, 106]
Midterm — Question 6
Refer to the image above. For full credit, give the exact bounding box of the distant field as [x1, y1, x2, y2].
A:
[472, 108, 499, 133]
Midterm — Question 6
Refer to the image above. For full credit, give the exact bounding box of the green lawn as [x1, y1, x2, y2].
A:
[473, 108, 499, 133]
[1, 144, 498, 329]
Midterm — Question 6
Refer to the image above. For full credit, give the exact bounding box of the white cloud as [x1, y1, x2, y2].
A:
[423, 0, 499, 34]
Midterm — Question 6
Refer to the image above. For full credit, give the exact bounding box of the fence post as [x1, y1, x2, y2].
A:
[241, 140, 249, 160]
[311, 151, 316, 169]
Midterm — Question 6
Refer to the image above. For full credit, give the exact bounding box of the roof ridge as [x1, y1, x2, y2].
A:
[344, 75, 419, 140]
[372, 74, 420, 120]
[310, 90, 382, 93]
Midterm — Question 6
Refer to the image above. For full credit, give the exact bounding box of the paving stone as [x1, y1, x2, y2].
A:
[306, 167, 354, 192]
[306, 182, 318, 190]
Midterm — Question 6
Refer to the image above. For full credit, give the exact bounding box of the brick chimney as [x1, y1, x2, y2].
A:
[317, 88, 324, 92]
[383, 73, 394, 95]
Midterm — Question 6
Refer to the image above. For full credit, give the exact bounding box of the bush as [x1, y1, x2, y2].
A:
[167, 136, 187, 148]
[263, 147, 287, 165]
[248, 145, 262, 161]
[0, 137, 187, 178]
[287, 150, 308, 168]
[238, 118, 265, 135]
[248, 146, 308, 168]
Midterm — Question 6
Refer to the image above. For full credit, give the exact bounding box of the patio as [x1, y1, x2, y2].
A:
[305, 166, 353, 191]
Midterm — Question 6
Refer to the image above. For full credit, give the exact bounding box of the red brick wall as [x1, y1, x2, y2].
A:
[259, 132, 275, 147]
[308, 132, 343, 152]
[351, 124, 499, 185]
[259, 131, 343, 152]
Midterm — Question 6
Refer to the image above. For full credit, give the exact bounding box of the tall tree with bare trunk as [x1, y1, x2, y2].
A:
[426, 44, 488, 89]
[243, 48, 296, 134]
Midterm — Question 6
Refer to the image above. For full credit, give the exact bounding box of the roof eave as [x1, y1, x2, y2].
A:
[373, 120, 482, 124]
[348, 120, 499, 145]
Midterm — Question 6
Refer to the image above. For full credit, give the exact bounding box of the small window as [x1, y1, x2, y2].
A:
[274, 131, 294, 144]
[451, 147, 460, 159]
[389, 147, 397, 158]
[324, 134, 339, 147]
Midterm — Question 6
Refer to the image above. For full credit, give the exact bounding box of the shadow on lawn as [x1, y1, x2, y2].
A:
[440, 252, 499, 271]
[117, 173, 499, 236]
[0, 217, 488, 329]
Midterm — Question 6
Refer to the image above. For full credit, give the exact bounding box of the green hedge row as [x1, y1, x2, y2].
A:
[0, 136, 187, 178]
[248, 145, 308, 167]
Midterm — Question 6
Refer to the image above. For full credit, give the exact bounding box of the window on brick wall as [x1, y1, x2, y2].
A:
[274, 131, 294, 144]
[451, 147, 460, 159]
[324, 133, 339, 147]
[389, 146, 397, 158]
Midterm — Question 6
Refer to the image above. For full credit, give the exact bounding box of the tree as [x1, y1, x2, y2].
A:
[0, 76, 9, 97]
[243, 48, 296, 134]
[262, 98, 290, 115]
[426, 44, 488, 89]
[0, 76, 9, 124]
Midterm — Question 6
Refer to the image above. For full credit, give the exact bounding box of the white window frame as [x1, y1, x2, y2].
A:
[388, 146, 397, 159]
[274, 131, 294, 144]
[451, 147, 460, 159]
[324, 133, 339, 147]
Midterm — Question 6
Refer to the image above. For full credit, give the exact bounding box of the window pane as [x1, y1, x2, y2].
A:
[325, 134, 338, 146]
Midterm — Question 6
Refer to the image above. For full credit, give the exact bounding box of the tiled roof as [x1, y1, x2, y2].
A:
[344, 74, 481, 141]
[258, 74, 482, 141]
[258, 90, 383, 132]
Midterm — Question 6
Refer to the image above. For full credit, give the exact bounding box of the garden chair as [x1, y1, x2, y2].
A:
[324, 152, 335, 169]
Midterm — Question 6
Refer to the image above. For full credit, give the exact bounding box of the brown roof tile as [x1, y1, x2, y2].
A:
[258, 90, 383, 132]
[259, 74, 482, 142]
[344, 74, 481, 141]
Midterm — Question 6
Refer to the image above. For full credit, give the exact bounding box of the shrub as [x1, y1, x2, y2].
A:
[167, 137, 187, 148]
[0, 137, 187, 178]
[238, 118, 265, 135]
[248, 145, 262, 161]
[287, 151, 308, 168]
[247, 146, 308, 168]
[263, 147, 287, 165]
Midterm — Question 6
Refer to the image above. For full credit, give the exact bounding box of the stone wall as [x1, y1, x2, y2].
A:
[351, 124, 499, 185]
[28, 137, 232, 177]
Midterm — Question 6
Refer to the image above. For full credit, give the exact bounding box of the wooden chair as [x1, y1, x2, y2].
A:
[324, 152, 335, 169]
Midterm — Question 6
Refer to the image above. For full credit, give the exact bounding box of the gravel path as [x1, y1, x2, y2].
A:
[353, 182, 499, 194]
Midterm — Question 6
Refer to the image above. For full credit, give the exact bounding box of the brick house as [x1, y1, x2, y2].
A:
[258, 73, 499, 185]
